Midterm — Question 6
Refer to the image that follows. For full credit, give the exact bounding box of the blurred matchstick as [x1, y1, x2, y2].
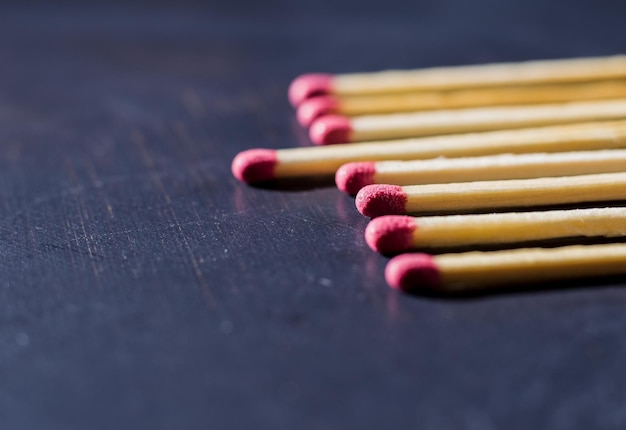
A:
[289, 55, 626, 106]
[309, 99, 626, 145]
[297, 81, 626, 127]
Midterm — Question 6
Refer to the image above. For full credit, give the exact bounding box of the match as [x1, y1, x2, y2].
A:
[365, 208, 626, 253]
[232, 120, 626, 183]
[289, 55, 626, 106]
[309, 99, 626, 144]
[297, 80, 626, 127]
[355, 172, 626, 217]
[336, 149, 626, 195]
[385, 244, 626, 293]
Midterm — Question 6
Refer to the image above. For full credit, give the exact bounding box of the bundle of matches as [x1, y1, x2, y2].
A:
[291, 55, 626, 144]
[232, 54, 626, 295]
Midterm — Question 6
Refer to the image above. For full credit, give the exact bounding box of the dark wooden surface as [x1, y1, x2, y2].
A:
[1, 1, 626, 429]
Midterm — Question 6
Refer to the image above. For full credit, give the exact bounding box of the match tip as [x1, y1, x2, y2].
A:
[309, 115, 352, 145]
[231, 149, 278, 183]
[296, 96, 340, 127]
[355, 184, 408, 218]
[385, 253, 441, 292]
[335, 162, 377, 195]
[288, 73, 333, 107]
[365, 216, 416, 254]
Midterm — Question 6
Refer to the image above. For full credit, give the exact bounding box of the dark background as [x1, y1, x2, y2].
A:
[1, 1, 625, 429]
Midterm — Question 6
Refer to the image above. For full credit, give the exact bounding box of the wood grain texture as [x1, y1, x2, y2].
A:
[1, 1, 626, 430]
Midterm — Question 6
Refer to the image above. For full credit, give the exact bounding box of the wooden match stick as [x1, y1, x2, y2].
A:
[385, 244, 626, 293]
[289, 55, 626, 106]
[232, 120, 626, 184]
[309, 99, 626, 144]
[365, 208, 626, 253]
[355, 172, 626, 217]
[336, 149, 626, 195]
[297, 81, 626, 127]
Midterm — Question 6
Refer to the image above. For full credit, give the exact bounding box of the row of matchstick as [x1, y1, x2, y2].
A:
[232, 55, 626, 294]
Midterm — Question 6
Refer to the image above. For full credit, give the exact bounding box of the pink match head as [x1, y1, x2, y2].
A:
[365, 216, 416, 254]
[355, 184, 408, 218]
[231, 149, 278, 184]
[288, 73, 334, 107]
[296, 95, 340, 127]
[335, 162, 377, 195]
[309, 115, 352, 145]
[385, 253, 441, 292]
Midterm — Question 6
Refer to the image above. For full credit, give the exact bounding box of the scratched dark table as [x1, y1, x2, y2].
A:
[1, 1, 626, 429]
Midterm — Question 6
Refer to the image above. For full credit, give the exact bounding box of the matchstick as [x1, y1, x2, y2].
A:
[385, 244, 626, 293]
[232, 120, 626, 184]
[297, 81, 626, 127]
[365, 208, 626, 253]
[309, 99, 626, 144]
[336, 149, 626, 195]
[355, 172, 626, 218]
[288, 55, 626, 106]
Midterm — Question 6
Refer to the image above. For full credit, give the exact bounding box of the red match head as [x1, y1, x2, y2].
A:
[231, 149, 278, 184]
[296, 95, 340, 127]
[385, 253, 441, 292]
[335, 162, 377, 195]
[365, 215, 416, 254]
[355, 184, 408, 217]
[288, 73, 333, 107]
[309, 115, 352, 145]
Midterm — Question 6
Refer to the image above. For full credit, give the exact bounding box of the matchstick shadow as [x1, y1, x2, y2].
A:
[408, 276, 626, 300]
[403, 201, 626, 217]
[246, 175, 336, 192]
[378, 235, 626, 258]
